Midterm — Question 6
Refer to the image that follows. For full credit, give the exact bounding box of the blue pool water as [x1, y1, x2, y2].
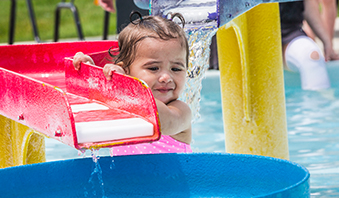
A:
[45, 63, 339, 197]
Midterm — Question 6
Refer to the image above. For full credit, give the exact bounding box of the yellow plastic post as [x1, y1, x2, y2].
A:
[0, 115, 45, 169]
[216, 3, 289, 160]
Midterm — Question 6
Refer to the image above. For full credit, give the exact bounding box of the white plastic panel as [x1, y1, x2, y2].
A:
[76, 118, 154, 143]
[71, 103, 109, 113]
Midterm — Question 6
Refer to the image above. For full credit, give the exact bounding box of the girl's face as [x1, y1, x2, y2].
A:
[127, 37, 187, 104]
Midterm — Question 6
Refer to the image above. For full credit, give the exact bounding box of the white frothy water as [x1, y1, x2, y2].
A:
[180, 24, 218, 122]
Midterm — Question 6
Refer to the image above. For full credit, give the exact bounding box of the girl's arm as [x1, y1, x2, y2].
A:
[155, 99, 192, 144]
[103, 63, 192, 144]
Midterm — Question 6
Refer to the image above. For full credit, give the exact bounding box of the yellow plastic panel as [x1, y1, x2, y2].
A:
[0, 115, 45, 168]
[217, 3, 289, 160]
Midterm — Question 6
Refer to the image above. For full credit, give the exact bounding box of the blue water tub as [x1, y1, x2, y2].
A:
[0, 153, 309, 197]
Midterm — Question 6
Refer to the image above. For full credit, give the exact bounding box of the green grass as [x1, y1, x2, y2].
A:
[0, 0, 117, 44]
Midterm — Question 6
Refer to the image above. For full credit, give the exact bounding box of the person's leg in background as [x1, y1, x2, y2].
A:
[284, 36, 330, 90]
[303, 0, 337, 42]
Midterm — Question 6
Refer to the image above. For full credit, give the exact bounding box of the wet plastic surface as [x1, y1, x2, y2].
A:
[0, 153, 310, 197]
[0, 41, 160, 150]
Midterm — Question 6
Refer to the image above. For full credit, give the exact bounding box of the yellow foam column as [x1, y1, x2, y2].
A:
[217, 3, 289, 160]
[0, 115, 45, 168]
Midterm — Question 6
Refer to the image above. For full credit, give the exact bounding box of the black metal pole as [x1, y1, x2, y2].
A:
[103, 11, 110, 40]
[54, 3, 61, 42]
[70, 3, 84, 40]
[26, 0, 41, 43]
[9, 0, 16, 44]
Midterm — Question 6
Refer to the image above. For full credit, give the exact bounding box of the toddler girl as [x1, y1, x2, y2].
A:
[73, 12, 192, 155]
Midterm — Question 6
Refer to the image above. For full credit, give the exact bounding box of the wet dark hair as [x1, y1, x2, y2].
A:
[109, 11, 189, 71]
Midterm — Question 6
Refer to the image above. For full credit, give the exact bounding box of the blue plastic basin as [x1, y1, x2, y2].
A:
[0, 153, 309, 197]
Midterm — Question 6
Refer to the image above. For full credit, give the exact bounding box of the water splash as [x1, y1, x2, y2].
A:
[78, 149, 86, 158]
[180, 23, 218, 122]
[84, 149, 107, 198]
[151, 0, 218, 122]
[109, 148, 115, 169]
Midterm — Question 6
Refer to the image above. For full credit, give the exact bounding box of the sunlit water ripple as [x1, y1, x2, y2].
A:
[191, 80, 339, 197]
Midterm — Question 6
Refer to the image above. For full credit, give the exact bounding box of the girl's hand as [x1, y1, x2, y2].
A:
[103, 63, 126, 80]
[73, 52, 95, 70]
